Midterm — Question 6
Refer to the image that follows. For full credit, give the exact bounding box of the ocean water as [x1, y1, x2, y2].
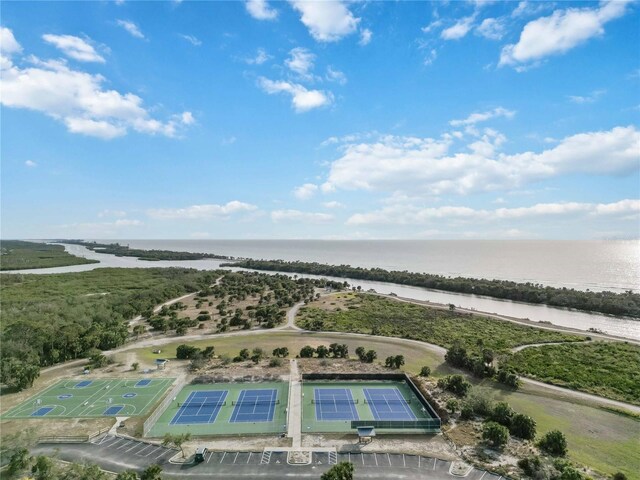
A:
[117, 239, 639, 293]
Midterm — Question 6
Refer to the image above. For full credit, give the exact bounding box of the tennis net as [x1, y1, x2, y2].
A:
[365, 398, 411, 405]
[312, 398, 359, 404]
[232, 399, 280, 406]
[177, 401, 226, 407]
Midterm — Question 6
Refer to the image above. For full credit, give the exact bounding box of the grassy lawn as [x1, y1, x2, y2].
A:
[478, 383, 640, 479]
[503, 341, 640, 405]
[298, 293, 585, 354]
[0, 240, 98, 270]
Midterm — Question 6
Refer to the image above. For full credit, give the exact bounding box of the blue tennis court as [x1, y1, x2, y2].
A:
[135, 379, 151, 387]
[314, 388, 359, 421]
[31, 407, 54, 417]
[364, 388, 416, 421]
[229, 389, 277, 423]
[103, 405, 124, 415]
[74, 381, 92, 388]
[170, 390, 227, 425]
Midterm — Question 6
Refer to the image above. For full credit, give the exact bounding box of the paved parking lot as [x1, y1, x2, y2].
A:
[32, 435, 503, 480]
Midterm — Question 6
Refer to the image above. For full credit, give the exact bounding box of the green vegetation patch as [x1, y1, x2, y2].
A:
[298, 294, 584, 355]
[502, 342, 640, 405]
[0, 240, 98, 271]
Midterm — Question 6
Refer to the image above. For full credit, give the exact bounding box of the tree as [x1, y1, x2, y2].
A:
[272, 347, 289, 358]
[482, 421, 509, 448]
[7, 447, 31, 476]
[0, 357, 40, 391]
[419, 366, 431, 377]
[300, 346, 315, 358]
[251, 348, 265, 363]
[612, 473, 628, 480]
[538, 430, 568, 456]
[355, 346, 366, 361]
[238, 348, 250, 360]
[436, 374, 471, 397]
[316, 345, 330, 358]
[491, 402, 514, 427]
[445, 398, 459, 414]
[329, 343, 348, 358]
[140, 464, 163, 480]
[321, 461, 354, 480]
[510, 413, 536, 440]
[364, 350, 377, 363]
[31, 455, 54, 480]
[384, 355, 405, 369]
[176, 344, 200, 360]
[162, 432, 191, 458]
[131, 362, 140, 371]
[116, 471, 140, 480]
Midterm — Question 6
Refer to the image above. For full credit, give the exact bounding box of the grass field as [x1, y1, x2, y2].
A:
[301, 380, 436, 434]
[503, 341, 640, 405]
[146, 382, 289, 437]
[2, 378, 174, 419]
[0, 240, 98, 271]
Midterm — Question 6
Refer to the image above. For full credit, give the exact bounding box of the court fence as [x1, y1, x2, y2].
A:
[351, 419, 441, 432]
[37, 427, 110, 444]
[143, 377, 186, 437]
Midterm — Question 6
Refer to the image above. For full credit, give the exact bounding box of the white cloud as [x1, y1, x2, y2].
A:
[441, 16, 475, 40]
[285, 47, 315, 78]
[147, 201, 257, 219]
[98, 209, 127, 218]
[320, 126, 640, 196]
[271, 209, 333, 223]
[293, 183, 318, 200]
[245, 48, 271, 65]
[257, 77, 333, 112]
[476, 18, 505, 40]
[1, 27, 22, 55]
[290, 0, 360, 42]
[326, 66, 347, 85]
[422, 19, 443, 34]
[511, 1, 548, 18]
[450, 107, 515, 126]
[346, 199, 640, 226]
[246, 0, 278, 20]
[24, 160, 37, 168]
[42, 34, 105, 63]
[180, 34, 202, 46]
[359, 28, 372, 46]
[500, 1, 631, 67]
[221, 135, 237, 145]
[116, 20, 145, 39]
[0, 33, 193, 139]
[567, 89, 606, 104]
[423, 48, 438, 66]
[58, 219, 143, 236]
[323, 201, 344, 209]
[114, 219, 142, 226]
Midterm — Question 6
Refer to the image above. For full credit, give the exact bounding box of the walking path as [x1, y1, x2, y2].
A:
[287, 359, 302, 448]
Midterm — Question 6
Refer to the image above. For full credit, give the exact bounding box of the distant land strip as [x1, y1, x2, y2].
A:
[59, 240, 236, 262]
[0, 240, 99, 271]
[225, 259, 640, 319]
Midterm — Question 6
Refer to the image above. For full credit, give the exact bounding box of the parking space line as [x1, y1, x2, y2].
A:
[388, 453, 392, 466]
[418, 456, 421, 468]
[234, 452, 239, 463]
[155, 449, 168, 460]
[374, 453, 378, 466]
[433, 458, 437, 470]
[361, 454, 365, 465]
[247, 452, 252, 464]
[145, 447, 161, 457]
[117, 440, 133, 450]
[220, 452, 227, 464]
[125, 442, 141, 453]
[136, 444, 153, 456]
[402, 454, 405, 467]
[348, 453, 351, 463]
[206, 452, 213, 464]
[109, 438, 124, 448]
[479, 472, 487, 480]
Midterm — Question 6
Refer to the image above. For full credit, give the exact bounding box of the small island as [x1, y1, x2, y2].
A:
[0, 240, 98, 271]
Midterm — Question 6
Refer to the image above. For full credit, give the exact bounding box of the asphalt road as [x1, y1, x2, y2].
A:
[31, 435, 501, 480]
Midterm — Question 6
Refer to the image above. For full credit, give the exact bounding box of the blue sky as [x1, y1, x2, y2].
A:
[1, 0, 639, 240]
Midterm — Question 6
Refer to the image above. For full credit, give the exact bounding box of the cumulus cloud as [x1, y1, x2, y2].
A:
[293, 183, 318, 200]
[320, 126, 640, 196]
[326, 66, 347, 85]
[25, 160, 37, 168]
[271, 209, 333, 223]
[450, 107, 515, 126]
[359, 28, 372, 46]
[568, 89, 606, 104]
[500, 1, 631, 67]
[476, 18, 506, 40]
[347, 200, 640, 226]
[441, 16, 475, 40]
[0, 29, 193, 139]
[245, 48, 271, 65]
[258, 77, 332, 112]
[116, 20, 145, 39]
[246, 0, 278, 20]
[147, 201, 257, 219]
[285, 47, 315, 78]
[290, 0, 360, 42]
[42, 34, 105, 62]
[323, 201, 344, 209]
[1, 27, 22, 56]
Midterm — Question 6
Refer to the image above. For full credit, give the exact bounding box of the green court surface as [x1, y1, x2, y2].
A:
[2, 378, 175, 419]
[146, 382, 289, 438]
[302, 380, 436, 434]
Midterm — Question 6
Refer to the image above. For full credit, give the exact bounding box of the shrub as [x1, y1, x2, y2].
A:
[269, 358, 283, 368]
[460, 404, 474, 420]
[445, 398, 459, 413]
[419, 366, 431, 377]
[510, 413, 537, 440]
[538, 430, 568, 456]
[482, 421, 509, 448]
[300, 346, 315, 358]
[491, 402, 514, 427]
[437, 375, 471, 397]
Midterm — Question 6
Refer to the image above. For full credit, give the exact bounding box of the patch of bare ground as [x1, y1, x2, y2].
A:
[301, 433, 457, 459]
[297, 358, 392, 375]
[180, 435, 291, 455]
[191, 357, 290, 379]
[1, 417, 113, 448]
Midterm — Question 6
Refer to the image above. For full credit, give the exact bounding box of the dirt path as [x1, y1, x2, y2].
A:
[511, 340, 593, 353]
